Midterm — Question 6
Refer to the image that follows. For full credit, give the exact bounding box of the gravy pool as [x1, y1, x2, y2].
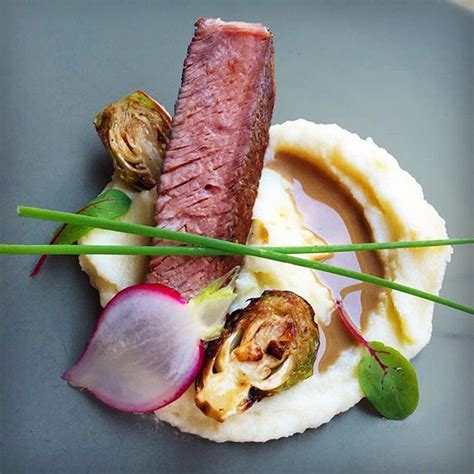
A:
[268, 152, 385, 372]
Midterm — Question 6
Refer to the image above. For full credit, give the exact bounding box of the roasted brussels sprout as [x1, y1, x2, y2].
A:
[195, 290, 320, 422]
[94, 91, 172, 190]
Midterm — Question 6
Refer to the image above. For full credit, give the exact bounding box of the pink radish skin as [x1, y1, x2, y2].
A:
[63, 284, 204, 413]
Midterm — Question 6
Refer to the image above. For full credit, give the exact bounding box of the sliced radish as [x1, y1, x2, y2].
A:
[63, 284, 203, 413]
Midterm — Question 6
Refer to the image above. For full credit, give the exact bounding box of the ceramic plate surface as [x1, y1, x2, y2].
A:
[1, 1, 472, 472]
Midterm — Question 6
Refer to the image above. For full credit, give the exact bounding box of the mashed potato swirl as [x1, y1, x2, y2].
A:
[80, 120, 451, 442]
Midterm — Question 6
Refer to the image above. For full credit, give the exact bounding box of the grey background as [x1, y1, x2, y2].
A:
[1, 1, 472, 473]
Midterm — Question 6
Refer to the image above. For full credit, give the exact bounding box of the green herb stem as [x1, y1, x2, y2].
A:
[268, 238, 474, 253]
[0, 244, 221, 256]
[2, 237, 473, 257]
[16, 206, 474, 315]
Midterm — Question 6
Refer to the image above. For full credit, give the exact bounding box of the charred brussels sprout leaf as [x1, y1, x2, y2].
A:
[195, 290, 320, 422]
[94, 91, 172, 190]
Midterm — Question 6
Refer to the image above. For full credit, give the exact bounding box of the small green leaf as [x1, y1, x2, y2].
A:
[55, 189, 131, 244]
[358, 341, 419, 420]
[30, 189, 131, 276]
[189, 267, 239, 341]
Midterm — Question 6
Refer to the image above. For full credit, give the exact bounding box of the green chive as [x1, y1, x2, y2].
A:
[15, 206, 474, 315]
[1, 238, 473, 257]
[0, 244, 221, 256]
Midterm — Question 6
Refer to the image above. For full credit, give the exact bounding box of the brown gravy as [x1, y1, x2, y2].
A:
[267, 152, 385, 373]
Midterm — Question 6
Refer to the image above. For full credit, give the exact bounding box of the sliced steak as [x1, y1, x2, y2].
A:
[147, 18, 275, 299]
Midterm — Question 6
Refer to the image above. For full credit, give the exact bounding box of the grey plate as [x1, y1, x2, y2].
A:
[1, 1, 472, 473]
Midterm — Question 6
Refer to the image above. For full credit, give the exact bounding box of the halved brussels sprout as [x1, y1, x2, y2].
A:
[94, 91, 172, 190]
[195, 290, 320, 422]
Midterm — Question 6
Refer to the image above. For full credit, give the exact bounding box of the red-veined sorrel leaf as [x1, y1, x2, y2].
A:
[30, 189, 131, 276]
[358, 341, 419, 420]
[335, 300, 419, 420]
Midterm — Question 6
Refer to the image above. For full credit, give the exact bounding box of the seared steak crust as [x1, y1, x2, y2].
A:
[147, 18, 275, 299]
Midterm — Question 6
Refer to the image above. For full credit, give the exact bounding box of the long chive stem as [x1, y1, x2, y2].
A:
[16, 206, 474, 315]
[1, 237, 473, 257]
[0, 244, 222, 256]
[267, 239, 474, 253]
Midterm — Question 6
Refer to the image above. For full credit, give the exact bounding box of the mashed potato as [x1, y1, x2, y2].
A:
[79, 120, 451, 442]
[78, 175, 156, 306]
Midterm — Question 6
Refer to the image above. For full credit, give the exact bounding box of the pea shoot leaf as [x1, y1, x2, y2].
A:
[358, 341, 419, 420]
[30, 189, 131, 276]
